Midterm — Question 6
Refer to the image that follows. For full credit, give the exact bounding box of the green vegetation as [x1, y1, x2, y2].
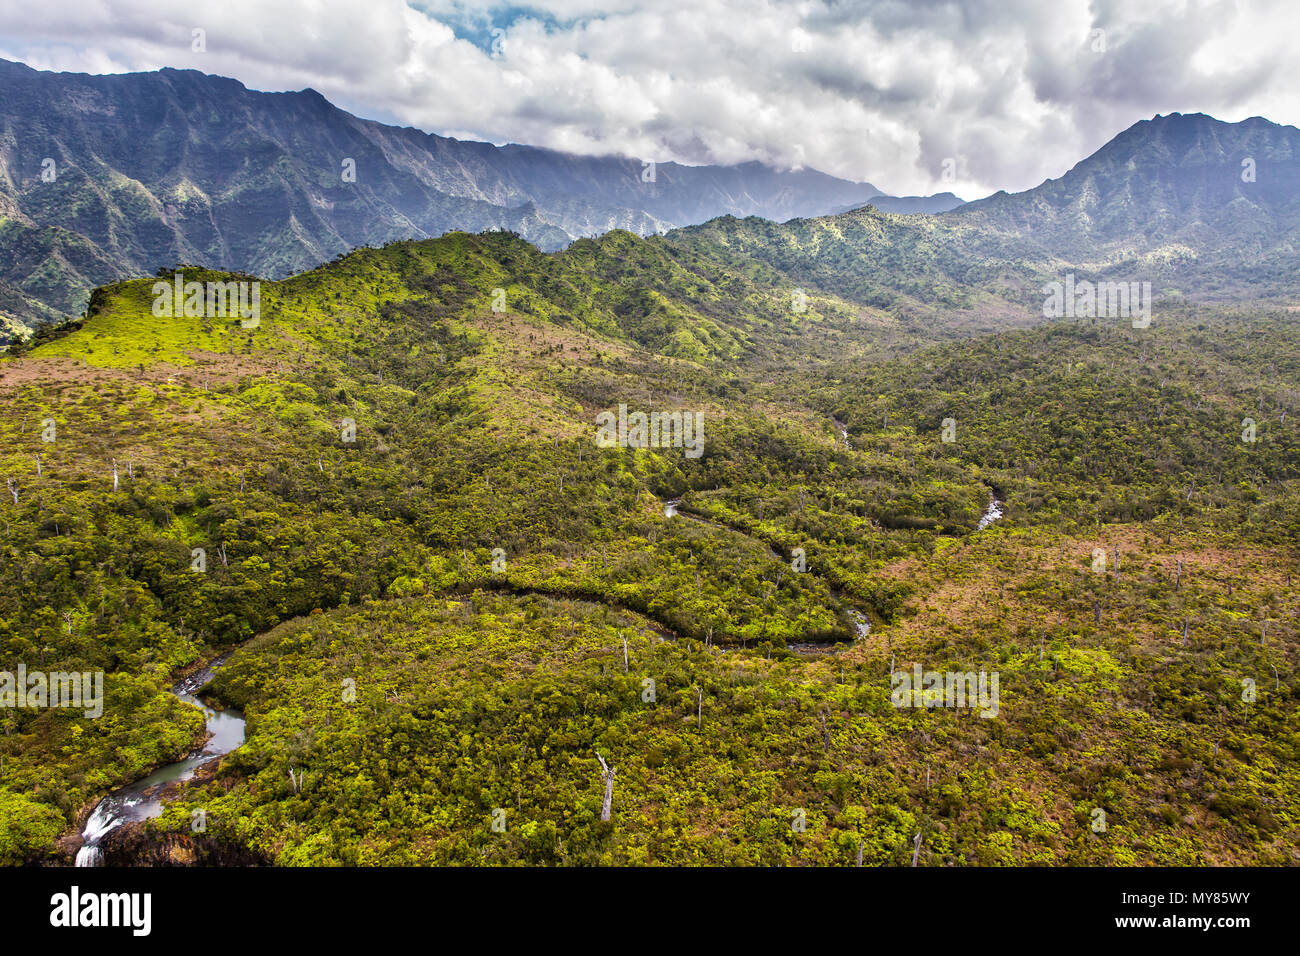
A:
[1, 224, 1296, 865]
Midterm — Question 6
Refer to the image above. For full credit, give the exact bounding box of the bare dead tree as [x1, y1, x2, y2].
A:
[596, 753, 615, 822]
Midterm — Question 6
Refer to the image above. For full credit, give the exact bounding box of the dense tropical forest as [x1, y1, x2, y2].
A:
[0, 220, 1296, 866]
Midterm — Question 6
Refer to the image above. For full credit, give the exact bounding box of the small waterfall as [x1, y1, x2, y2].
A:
[70, 657, 245, 867]
[75, 797, 118, 866]
[848, 609, 871, 639]
[74, 773, 152, 866]
[977, 498, 1004, 530]
[663, 498, 679, 518]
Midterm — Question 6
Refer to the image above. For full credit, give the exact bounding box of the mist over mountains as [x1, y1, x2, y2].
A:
[4, 57, 1300, 340]
[952, 112, 1300, 285]
[676, 111, 1300, 322]
[0, 58, 960, 332]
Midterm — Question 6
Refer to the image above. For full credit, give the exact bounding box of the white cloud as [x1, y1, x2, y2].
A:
[2, 0, 1298, 197]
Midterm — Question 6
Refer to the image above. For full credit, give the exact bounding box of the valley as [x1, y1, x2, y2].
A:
[1, 211, 1296, 865]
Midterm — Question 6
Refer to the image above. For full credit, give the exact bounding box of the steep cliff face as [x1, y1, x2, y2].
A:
[94, 825, 267, 867]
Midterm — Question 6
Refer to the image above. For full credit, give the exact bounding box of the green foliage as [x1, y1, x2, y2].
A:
[1, 223, 1297, 865]
[0, 789, 66, 864]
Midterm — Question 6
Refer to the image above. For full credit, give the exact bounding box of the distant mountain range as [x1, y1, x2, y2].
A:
[835, 192, 965, 215]
[0, 58, 958, 332]
[678, 112, 1300, 316]
[4, 54, 1298, 338]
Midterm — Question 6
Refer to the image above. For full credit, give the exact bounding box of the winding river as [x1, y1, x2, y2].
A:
[74, 657, 245, 867]
[663, 491, 1004, 649]
[71, 493, 1002, 864]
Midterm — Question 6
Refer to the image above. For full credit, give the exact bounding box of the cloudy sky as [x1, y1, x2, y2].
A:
[2, 0, 1297, 198]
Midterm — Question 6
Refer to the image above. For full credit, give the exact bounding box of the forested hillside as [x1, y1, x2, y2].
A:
[1, 58, 955, 334]
[1, 220, 1296, 866]
[677, 113, 1300, 314]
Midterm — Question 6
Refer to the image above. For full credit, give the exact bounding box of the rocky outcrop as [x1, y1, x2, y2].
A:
[97, 823, 265, 867]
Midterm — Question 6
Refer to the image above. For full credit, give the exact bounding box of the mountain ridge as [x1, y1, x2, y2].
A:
[666, 111, 1300, 316]
[949, 111, 1300, 267]
[0, 58, 954, 333]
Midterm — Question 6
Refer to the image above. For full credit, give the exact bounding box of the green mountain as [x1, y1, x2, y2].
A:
[1, 216, 1296, 865]
[0, 58, 963, 335]
[956, 113, 1300, 257]
[675, 113, 1300, 320]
